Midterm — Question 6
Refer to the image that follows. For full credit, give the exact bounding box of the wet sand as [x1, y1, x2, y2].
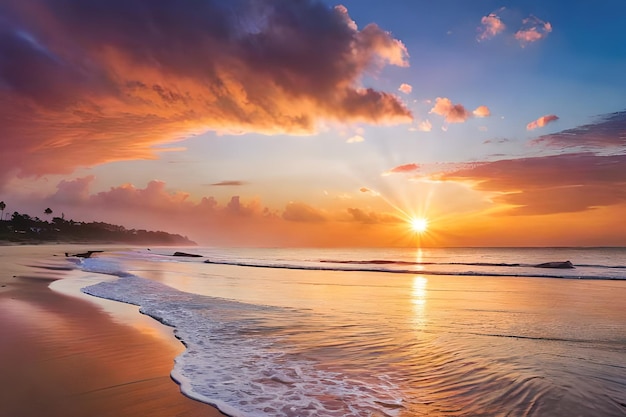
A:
[0, 245, 226, 417]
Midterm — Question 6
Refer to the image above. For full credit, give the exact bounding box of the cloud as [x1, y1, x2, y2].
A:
[346, 135, 365, 143]
[477, 11, 552, 48]
[0, 0, 412, 184]
[398, 83, 412, 94]
[282, 202, 327, 222]
[530, 111, 626, 150]
[483, 138, 512, 144]
[437, 153, 626, 215]
[430, 98, 471, 123]
[384, 163, 420, 176]
[225, 196, 262, 217]
[477, 12, 506, 41]
[51, 176, 96, 203]
[346, 208, 400, 224]
[515, 15, 552, 47]
[430, 98, 489, 124]
[473, 105, 491, 118]
[47, 179, 258, 228]
[210, 181, 247, 186]
[526, 114, 559, 130]
[417, 120, 432, 132]
[359, 187, 381, 197]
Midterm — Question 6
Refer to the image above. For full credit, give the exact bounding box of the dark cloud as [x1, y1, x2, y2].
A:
[531, 111, 626, 150]
[483, 138, 513, 144]
[210, 180, 247, 186]
[0, 0, 411, 184]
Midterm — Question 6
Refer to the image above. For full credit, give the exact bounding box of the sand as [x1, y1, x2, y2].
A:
[0, 244, 226, 417]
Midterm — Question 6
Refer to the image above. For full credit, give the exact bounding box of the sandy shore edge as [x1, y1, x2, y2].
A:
[0, 244, 226, 417]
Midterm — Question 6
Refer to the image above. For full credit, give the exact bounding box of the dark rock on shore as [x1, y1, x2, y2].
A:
[65, 250, 104, 258]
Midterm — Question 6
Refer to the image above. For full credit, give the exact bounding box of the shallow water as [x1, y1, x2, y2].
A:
[79, 247, 626, 416]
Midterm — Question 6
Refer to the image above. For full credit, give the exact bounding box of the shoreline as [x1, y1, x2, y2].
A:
[0, 244, 226, 417]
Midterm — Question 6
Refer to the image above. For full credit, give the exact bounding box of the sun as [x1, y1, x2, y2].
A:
[409, 217, 428, 233]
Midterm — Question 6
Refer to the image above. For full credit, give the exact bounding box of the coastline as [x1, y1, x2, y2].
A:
[0, 244, 226, 417]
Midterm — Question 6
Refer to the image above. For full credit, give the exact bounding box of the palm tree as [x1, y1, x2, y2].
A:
[0, 201, 5, 221]
[44, 207, 53, 216]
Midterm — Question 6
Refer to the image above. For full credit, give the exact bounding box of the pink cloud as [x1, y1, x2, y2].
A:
[437, 153, 626, 215]
[0, 1, 412, 185]
[16, 176, 435, 246]
[51, 176, 96, 203]
[430, 98, 471, 123]
[515, 16, 552, 47]
[477, 13, 506, 41]
[527, 114, 559, 130]
[388, 163, 420, 174]
[398, 83, 413, 94]
[430, 98, 489, 124]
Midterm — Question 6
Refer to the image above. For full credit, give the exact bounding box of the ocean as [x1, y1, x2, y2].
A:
[70, 247, 626, 417]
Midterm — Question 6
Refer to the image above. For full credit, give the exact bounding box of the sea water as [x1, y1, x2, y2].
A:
[77, 247, 626, 416]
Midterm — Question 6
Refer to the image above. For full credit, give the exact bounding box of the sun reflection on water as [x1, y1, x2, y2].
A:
[411, 275, 429, 332]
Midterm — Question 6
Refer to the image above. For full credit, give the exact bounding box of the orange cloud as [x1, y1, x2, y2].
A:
[473, 105, 491, 118]
[0, 1, 412, 184]
[282, 202, 327, 223]
[515, 16, 552, 47]
[27, 175, 430, 245]
[430, 98, 489, 124]
[398, 83, 413, 94]
[477, 12, 506, 41]
[437, 153, 626, 215]
[526, 114, 559, 130]
[346, 208, 401, 224]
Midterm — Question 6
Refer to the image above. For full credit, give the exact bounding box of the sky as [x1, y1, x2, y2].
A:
[0, 0, 625, 247]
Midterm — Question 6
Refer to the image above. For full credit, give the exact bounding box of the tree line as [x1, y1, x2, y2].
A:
[0, 202, 195, 245]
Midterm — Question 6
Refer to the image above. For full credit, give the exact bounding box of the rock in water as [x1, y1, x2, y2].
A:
[172, 251, 203, 258]
[533, 261, 574, 269]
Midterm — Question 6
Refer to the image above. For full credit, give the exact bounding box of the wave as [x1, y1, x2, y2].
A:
[203, 259, 625, 280]
[322, 259, 626, 269]
[321, 259, 523, 267]
[576, 263, 626, 269]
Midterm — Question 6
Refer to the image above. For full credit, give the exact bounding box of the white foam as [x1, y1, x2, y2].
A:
[78, 256, 405, 417]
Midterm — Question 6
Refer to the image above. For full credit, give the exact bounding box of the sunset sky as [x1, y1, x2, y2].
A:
[1, 0, 625, 247]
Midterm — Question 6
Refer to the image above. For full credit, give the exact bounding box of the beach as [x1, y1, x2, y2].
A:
[0, 244, 225, 417]
[3, 245, 626, 416]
